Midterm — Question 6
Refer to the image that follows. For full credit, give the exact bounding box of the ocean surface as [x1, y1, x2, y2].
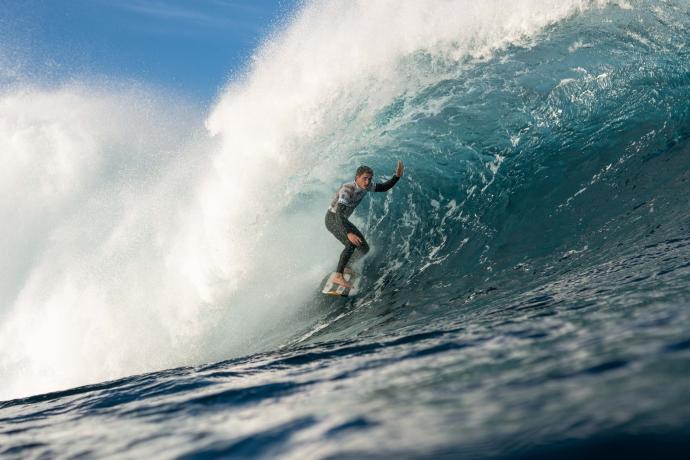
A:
[2, 0, 690, 458]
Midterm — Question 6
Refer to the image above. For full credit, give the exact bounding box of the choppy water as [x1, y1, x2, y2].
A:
[2, 0, 690, 458]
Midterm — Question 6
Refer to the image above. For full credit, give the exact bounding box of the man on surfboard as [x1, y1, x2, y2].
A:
[325, 160, 404, 288]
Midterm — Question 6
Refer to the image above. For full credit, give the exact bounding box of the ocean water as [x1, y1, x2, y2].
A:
[2, 0, 690, 458]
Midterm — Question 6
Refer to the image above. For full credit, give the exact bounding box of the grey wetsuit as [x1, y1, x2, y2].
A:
[325, 175, 400, 273]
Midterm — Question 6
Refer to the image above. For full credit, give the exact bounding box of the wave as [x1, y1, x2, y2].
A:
[2, 0, 688, 401]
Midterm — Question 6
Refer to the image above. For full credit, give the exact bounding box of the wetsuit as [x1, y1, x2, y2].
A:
[325, 175, 400, 273]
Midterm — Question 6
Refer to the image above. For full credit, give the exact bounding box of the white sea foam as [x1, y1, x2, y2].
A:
[0, 0, 617, 400]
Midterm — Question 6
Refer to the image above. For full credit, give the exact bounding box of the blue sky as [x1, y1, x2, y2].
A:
[0, 0, 300, 102]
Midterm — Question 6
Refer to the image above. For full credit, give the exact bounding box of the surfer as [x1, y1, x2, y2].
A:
[326, 160, 404, 288]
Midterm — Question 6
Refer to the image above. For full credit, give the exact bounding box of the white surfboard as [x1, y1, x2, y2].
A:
[321, 272, 361, 297]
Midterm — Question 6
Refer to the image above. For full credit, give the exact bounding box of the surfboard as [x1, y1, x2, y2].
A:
[322, 272, 361, 297]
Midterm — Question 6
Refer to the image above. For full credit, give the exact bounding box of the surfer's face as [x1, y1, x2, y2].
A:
[356, 173, 373, 189]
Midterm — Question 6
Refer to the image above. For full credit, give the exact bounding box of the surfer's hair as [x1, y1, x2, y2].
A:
[356, 165, 374, 177]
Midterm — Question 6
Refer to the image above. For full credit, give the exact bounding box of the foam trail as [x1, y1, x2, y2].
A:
[0, 0, 616, 400]
[0, 85, 211, 399]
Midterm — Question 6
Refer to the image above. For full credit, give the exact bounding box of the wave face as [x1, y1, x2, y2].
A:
[3, 1, 690, 458]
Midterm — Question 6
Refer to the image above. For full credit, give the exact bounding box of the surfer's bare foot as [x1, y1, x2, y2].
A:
[333, 273, 353, 288]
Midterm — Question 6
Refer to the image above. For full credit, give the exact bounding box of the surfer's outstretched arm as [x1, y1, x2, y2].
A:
[374, 160, 404, 192]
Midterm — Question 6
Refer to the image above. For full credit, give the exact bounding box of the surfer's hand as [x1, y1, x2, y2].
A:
[347, 233, 362, 246]
[395, 160, 404, 177]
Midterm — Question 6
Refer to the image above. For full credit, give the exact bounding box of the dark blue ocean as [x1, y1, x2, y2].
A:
[2, 1, 690, 458]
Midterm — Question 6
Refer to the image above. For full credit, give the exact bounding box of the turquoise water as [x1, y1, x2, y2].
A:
[2, 1, 690, 458]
